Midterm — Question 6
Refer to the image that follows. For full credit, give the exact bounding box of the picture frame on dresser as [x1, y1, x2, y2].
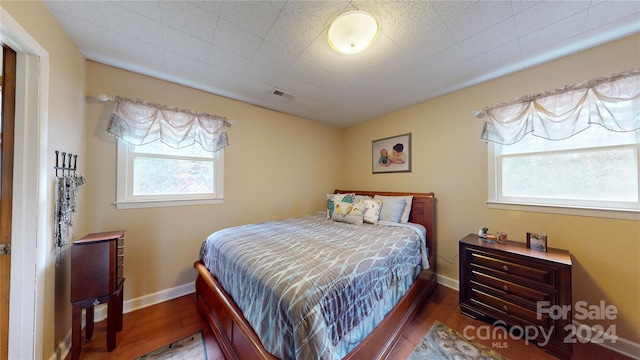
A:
[527, 232, 548, 252]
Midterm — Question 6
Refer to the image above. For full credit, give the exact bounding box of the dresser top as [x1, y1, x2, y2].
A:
[460, 233, 572, 266]
[74, 230, 126, 244]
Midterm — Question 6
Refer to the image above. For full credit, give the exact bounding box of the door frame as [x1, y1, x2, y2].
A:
[0, 7, 49, 360]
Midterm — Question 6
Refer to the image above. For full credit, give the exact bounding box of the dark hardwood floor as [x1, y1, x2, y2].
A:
[71, 285, 632, 360]
[65, 295, 225, 360]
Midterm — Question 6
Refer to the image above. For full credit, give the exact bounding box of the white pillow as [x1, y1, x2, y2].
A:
[378, 197, 406, 223]
[331, 200, 364, 225]
[361, 199, 382, 224]
[374, 195, 413, 223]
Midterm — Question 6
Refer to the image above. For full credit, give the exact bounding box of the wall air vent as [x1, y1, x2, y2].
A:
[271, 88, 295, 100]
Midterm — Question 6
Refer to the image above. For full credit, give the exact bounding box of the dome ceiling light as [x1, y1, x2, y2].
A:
[327, 10, 379, 55]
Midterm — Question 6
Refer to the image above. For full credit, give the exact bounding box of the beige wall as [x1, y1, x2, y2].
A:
[343, 34, 640, 344]
[2, 0, 88, 357]
[85, 62, 343, 301]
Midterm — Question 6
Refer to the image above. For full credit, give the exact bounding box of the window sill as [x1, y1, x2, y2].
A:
[114, 197, 224, 210]
[487, 202, 640, 221]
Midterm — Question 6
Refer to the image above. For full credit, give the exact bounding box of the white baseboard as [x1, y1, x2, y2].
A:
[47, 331, 71, 360]
[573, 320, 640, 359]
[50, 282, 196, 360]
[437, 273, 459, 291]
[91, 281, 196, 321]
[123, 281, 195, 314]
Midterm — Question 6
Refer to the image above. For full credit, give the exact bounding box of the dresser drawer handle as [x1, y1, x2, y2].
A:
[503, 305, 508, 312]
[502, 265, 509, 271]
[502, 285, 509, 292]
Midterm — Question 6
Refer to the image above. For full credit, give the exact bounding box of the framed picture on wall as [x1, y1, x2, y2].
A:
[527, 232, 548, 252]
[372, 133, 411, 173]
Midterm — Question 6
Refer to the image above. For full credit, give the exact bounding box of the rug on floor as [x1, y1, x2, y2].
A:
[134, 331, 207, 360]
[407, 321, 508, 360]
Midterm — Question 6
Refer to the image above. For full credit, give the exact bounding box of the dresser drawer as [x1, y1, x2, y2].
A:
[471, 271, 551, 305]
[470, 288, 550, 328]
[469, 251, 554, 288]
[116, 236, 125, 283]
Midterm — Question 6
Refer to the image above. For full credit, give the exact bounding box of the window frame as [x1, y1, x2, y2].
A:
[487, 139, 640, 221]
[115, 139, 224, 209]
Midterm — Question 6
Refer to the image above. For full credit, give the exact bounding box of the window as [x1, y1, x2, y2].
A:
[482, 70, 639, 219]
[115, 139, 224, 209]
[105, 96, 231, 209]
[489, 126, 640, 214]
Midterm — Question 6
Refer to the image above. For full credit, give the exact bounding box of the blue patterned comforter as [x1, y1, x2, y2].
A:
[199, 213, 429, 359]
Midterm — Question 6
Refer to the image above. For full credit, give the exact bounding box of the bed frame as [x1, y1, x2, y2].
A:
[194, 190, 437, 360]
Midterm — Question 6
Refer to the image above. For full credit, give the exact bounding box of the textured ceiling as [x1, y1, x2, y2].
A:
[44, 1, 640, 127]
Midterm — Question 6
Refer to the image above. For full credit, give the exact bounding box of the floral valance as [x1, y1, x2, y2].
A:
[106, 96, 232, 152]
[479, 69, 640, 144]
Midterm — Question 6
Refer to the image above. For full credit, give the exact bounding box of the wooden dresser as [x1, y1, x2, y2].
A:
[70, 230, 126, 360]
[459, 233, 572, 359]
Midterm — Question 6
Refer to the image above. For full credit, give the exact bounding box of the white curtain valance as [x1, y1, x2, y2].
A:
[480, 69, 640, 144]
[106, 96, 231, 152]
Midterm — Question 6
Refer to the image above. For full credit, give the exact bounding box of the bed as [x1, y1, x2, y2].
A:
[194, 190, 437, 360]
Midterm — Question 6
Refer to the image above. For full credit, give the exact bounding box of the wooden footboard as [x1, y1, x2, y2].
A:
[195, 261, 277, 360]
[194, 261, 437, 360]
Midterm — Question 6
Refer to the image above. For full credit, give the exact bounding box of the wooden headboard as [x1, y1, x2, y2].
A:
[334, 190, 436, 272]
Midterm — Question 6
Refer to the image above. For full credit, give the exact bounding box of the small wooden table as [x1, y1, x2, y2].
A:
[70, 230, 125, 360]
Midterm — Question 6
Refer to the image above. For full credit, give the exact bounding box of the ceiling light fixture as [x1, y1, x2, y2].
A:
[328, 10, 378, 55]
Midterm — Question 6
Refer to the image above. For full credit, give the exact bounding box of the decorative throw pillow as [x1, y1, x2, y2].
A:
[374, 195, 413, 223]
[354, 194, 373, 203]
[377, 197, 406, 223]
[331, 200, 365, 225]
[361, 199, 382, 224]
[326, 193, 355, 219]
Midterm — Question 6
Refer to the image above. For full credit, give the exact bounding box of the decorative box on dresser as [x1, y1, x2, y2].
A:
[70, 230, 126, 360]
[459, 233, 572, 359]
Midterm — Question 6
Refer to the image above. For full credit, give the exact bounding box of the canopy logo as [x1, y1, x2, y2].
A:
[463, 300, 619, 349]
